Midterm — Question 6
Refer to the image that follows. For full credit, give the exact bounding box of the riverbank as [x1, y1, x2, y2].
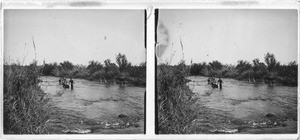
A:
[44, 65, 146, 87]
[157, 63, 199, 134]
[4, 64, 51, 134]
[46, 75, 146, 87]
[190, 53, 297, 87]
[40, 54, 146, 87]
[191, 72, 297, 87]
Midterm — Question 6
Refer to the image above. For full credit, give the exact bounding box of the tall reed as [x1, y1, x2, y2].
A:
[157, 61, 198, 134]
[4, 62, 50, 134]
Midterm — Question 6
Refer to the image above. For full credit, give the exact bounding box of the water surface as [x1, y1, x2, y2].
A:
[187, 76, 297, 134]
[40, 76, 145, 134]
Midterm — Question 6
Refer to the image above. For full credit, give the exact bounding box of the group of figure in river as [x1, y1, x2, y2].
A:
[59, 77, 75, 89]
[207, 77, 223, 89]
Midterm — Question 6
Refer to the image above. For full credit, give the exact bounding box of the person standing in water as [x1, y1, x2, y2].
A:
[207, 77, 211, 84]
[218, 77, 223, 89]
[69, 78, 75, 90]
[59, 77, 62, 85]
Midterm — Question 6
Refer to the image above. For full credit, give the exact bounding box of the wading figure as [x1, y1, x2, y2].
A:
[211, 77, 218, 88]
[59, 77, 62, 85]
[207, 78, 211, 84]
[211, 82, 218, 88]
[69, 78, 74, 89]
[61, 77, 69, 88]
[218, 77, 223, 89]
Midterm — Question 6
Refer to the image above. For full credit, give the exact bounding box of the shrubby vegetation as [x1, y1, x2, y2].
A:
[4, 61, 50, 134]
[40, 53, 146, 87]
[190, 52, 297, 86]
[157, 61, 198, 134]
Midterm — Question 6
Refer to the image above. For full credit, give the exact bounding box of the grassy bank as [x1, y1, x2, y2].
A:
[190, 52, 297, 86]
[157, 61, 199, 134]
[4, 62, 50, 134]
[40, 53, 146, 87]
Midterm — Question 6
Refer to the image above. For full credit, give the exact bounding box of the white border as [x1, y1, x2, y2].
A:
[1, 0, 299, 139]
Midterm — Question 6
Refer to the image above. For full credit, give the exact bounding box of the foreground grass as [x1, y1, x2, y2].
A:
[157, 61, 199, 134]
[4, 63, 51, 134]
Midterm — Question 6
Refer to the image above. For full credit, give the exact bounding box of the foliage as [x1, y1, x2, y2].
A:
[209, 60, 223, 70]
[264, 52, 278, 72]
[189, 52, 297, 86]
[236, 60, 252, 75]
[190, 62, 207, 76]
[87, 60, 103, 74]
[59, 61, 74, 71]
[41, 63, 57, 76]
[157, 61, 198, 134]
[128, 62, 146, 78]
[252, 58, 268, 79]
[116, 53, 131, 73]
[40, 53, 146, 86]
[103, 59, 120, 80]
[4, 62, 50, 134]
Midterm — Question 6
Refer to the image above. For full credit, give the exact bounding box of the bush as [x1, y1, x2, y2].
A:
[4, 62, 50, 134]
[87, 61, 103, 76]
[41, 63, 57, 76]
[157, 61, 198, 134]
[128, 62, 146, 79]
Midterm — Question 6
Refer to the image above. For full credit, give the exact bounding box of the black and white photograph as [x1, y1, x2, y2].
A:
[156, 9, 298, 134]
[3, 9, 146, 134]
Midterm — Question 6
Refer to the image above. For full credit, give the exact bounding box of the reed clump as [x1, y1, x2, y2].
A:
[4, 62, 50, 134]
[157, 61, 198, 134]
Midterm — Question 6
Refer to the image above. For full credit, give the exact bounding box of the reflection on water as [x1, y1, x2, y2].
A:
[187, 76, 297, 134]
[40, 76, 145, 134]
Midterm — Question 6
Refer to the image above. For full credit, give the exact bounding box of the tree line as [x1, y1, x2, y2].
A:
[190, 52, 297, 86]
[40, 53, 146, 86]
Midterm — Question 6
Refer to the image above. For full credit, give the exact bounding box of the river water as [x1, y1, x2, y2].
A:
[39, 76, 145, 134]
[187, 76, 298, 134]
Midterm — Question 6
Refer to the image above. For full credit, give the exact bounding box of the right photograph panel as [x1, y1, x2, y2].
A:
[156, 9, 298, 134]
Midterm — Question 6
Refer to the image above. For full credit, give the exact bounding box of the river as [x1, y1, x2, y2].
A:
[39, 76, 145, 134]
[187, 76, 297, 134]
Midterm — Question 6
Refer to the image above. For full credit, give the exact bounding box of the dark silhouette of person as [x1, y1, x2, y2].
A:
[218, 77, 223, 89]
[207, 78, 211, 84]
[69, 78, 75, 89]
[59, 78, 62, 85]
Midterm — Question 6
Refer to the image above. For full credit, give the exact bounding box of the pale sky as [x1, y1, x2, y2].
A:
[157, 9, 298, 65]
[4, 9, 145, 65]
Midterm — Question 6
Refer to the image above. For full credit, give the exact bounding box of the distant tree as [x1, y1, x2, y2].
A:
[128, 62, 146, 78]
[60, 61, 74, 71]
[116, 53, 131, 73]
[264, 52, 277, 72]
[103, 59, 120, 79]
[87, 60, 103, 74]
[278, 61, 298, 78]
[236, 60, 252, 74]
[252, 58, 268, 79]
[42, 63, 57, 76]
[287, 61, 298, 78]
[104, 59, 112, 74]
[104, 59, 111, 67]
[190, 62, 207, 76]
[209, 60, 223, 70]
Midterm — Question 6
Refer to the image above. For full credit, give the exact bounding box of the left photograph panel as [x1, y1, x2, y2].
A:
[3, 9, 146, 134]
